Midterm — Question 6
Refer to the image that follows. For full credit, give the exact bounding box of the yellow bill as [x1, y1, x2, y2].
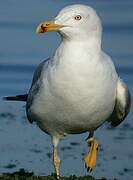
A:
[36, 20, 64, 33]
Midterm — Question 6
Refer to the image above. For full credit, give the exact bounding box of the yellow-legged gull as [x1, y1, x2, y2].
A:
[4, 4, 131, 179]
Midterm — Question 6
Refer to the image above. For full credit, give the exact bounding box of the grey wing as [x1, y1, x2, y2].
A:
[108, 79, 131, 127]
[26, 58, 49, 123]
[31, 58, 49, 86]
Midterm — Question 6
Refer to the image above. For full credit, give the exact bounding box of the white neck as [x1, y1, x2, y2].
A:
[62, 36, 101, 52]
[53, 35, 102, 66]
[50, 34, 103, 85]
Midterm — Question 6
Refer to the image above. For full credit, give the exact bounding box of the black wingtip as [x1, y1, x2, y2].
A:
[3, 96, 18, 101]
[3, 96, 13, 100]
[3, 94, 28, 102]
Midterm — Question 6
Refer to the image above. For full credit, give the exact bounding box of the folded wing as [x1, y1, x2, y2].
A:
[108, 79, 131, 127]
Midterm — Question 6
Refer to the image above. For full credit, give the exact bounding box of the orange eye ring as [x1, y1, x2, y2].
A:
[74, 15, 82, 20]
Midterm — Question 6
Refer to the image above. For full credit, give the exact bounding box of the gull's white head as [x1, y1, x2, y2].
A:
[36, 4, 102, 41]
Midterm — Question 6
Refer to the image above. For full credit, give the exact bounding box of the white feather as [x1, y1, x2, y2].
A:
[27, 4, 118, 138]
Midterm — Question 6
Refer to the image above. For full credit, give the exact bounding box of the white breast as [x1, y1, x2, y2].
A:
[27, 43, 118, 136]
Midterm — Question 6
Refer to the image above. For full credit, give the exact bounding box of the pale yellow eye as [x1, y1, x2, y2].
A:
[74, 15, 82, 20]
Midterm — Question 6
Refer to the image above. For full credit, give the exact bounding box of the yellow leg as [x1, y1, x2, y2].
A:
[84, 137, 99, 172]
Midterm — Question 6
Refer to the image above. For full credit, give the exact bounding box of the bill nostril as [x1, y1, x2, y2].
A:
[46, 23, 50, 26]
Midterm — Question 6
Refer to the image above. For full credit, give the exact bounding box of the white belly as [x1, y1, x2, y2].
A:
[27, 59, 118, 136]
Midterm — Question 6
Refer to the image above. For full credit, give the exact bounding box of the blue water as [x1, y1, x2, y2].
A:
[0, 0, 133, 179]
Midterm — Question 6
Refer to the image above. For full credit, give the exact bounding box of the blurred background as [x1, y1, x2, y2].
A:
[0, 0, 133, 179]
